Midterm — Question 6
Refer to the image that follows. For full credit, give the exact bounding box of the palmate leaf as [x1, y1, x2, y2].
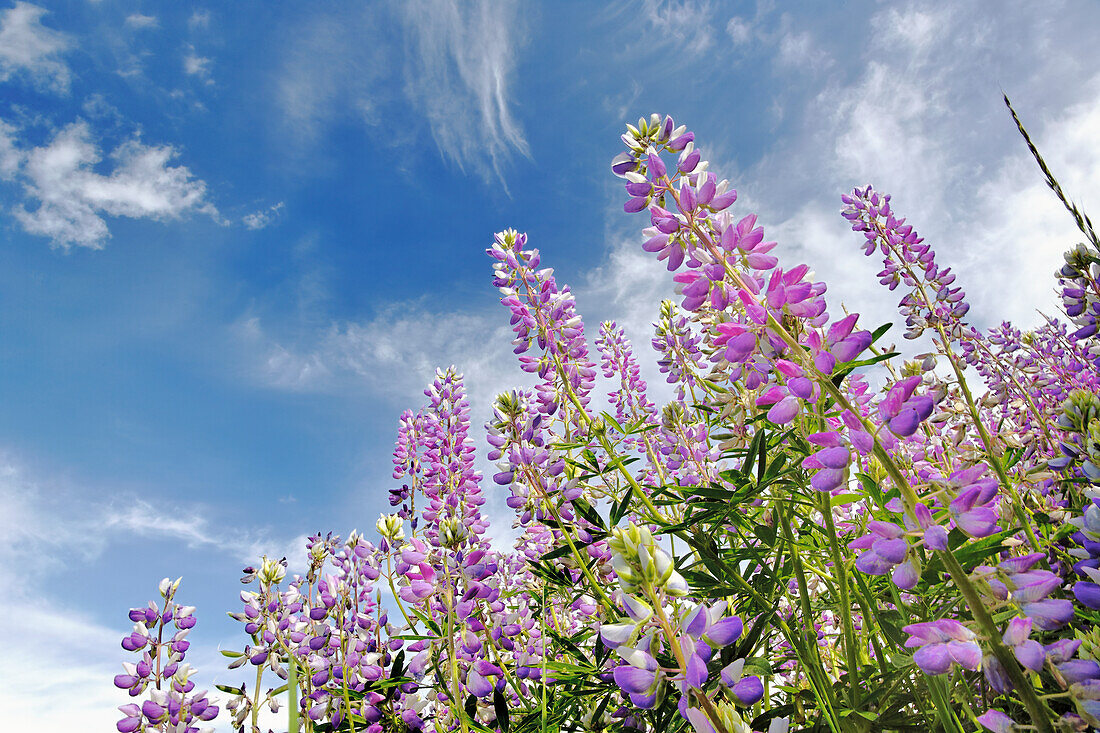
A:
[525, 558, 576, 588]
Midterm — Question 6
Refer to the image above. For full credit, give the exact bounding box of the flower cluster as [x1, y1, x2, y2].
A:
[114, 110, 1100, 733]
[115, 579, 218, 733]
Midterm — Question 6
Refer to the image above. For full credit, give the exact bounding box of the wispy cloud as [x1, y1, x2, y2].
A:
[124, 13, 158, 30]
[640, 0, 717, 55]
[700, 1, 1100, 338]
[3, 119, 218, 248]
[183, 45, 213, 81]
[239, 304, 535, 413]
[275, 9, 385, 142]
[399, 0, 530, 184]
[242, 201, 285, 230]
[0, 453, 303, 732]
[274, 2, 529, 183]
[0, 1, 71, 94]
[188, 9, 210, 30]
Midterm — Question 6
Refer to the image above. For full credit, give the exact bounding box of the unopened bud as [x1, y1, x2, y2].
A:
[376, 514, 405, 543]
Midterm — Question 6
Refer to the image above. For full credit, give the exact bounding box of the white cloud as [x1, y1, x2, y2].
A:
[274, 3, 529, 183]
[0, 118, 21, 178]
[0, 600, 123, 732]
[188, 9, 210, 30]
[124, 13, 158, 29]
[716, 0, 1100, 337]
[275, 10, 384, 141]
[240, 305, 535, 413]
[242, 201, 285, 230]
[5, 120, 217, 248]
[81, 92, 121, 123]
[0, 453, 301, 733]
[399, 0, 530, 184]
[640, 0, 716, 55]
[183, 46, 212, 80]
[0, 1, 71, 93]
[726, 16, 752, 45]
[776, 28, 831, 70]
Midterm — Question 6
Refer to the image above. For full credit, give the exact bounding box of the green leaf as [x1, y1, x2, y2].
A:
[870, 322, 893, 342]
[611, 486, 633, 526]
[493, 688, 510, 732]
[600, 411, 626, 436]
[572, 497, 606, 530]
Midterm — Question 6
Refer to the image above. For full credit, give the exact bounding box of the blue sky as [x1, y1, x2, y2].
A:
[2, 1, 1100, 729]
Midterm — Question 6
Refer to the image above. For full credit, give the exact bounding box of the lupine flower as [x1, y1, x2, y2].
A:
[489, 229, 596, 432]
[115, 580, 218, 732]
[976, 709, 1017, 733]
[843, 186, 971, 342]
[902, 619, 982, 675]
[848, 521, 906, 574]
[720, 659, 764, 707]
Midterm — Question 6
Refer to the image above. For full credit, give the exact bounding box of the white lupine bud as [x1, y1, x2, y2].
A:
[440, 516, 469, 548]
[376, 513, 405, 542]
[665, 571, 690, 597]
[653, 548, 675, 586]
[259, 557, 285, 586]
[713, 701, 752, 733]
[622, 594, 653, 622]
[637, 545, 655, 582]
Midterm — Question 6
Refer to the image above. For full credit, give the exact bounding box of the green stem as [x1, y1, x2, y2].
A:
[251, 661, 264, 733]
[287, 650, 299, 733]
[938, 549, 1056, 733]
[925, 674, 967, 733]
[777, 501, 842, 732]
[442, 555, 470, 733]
[645, 585, 732, 733]
[818, 490, 862, 706]
[936, 328, 1042, 554]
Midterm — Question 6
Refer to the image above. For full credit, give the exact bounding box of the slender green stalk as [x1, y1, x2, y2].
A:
[287, 651, 299, 733]
[777, 501, 842, 732]
[644, 584, 732, 733]
[442, 555, 471, 733]
[938, 549, 1056, 733]
[925, 674, 967, 733]
[250, 662, 264, 733]
[818, 490, 862, 706]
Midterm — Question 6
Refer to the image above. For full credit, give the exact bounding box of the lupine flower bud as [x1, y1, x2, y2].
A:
[376, 513, 405, 543]
[259, 556, 286, 586]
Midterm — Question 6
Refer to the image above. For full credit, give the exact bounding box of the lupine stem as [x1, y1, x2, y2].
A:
[644, 584, 733, 733]
[938, 549, 1056, 732]
[817, 489, 862, 706]
[777, 500, 842, 732]
[933, 324, 1043, 554]
[287, 650, 300, 733]
[251, 661, 264, 733]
